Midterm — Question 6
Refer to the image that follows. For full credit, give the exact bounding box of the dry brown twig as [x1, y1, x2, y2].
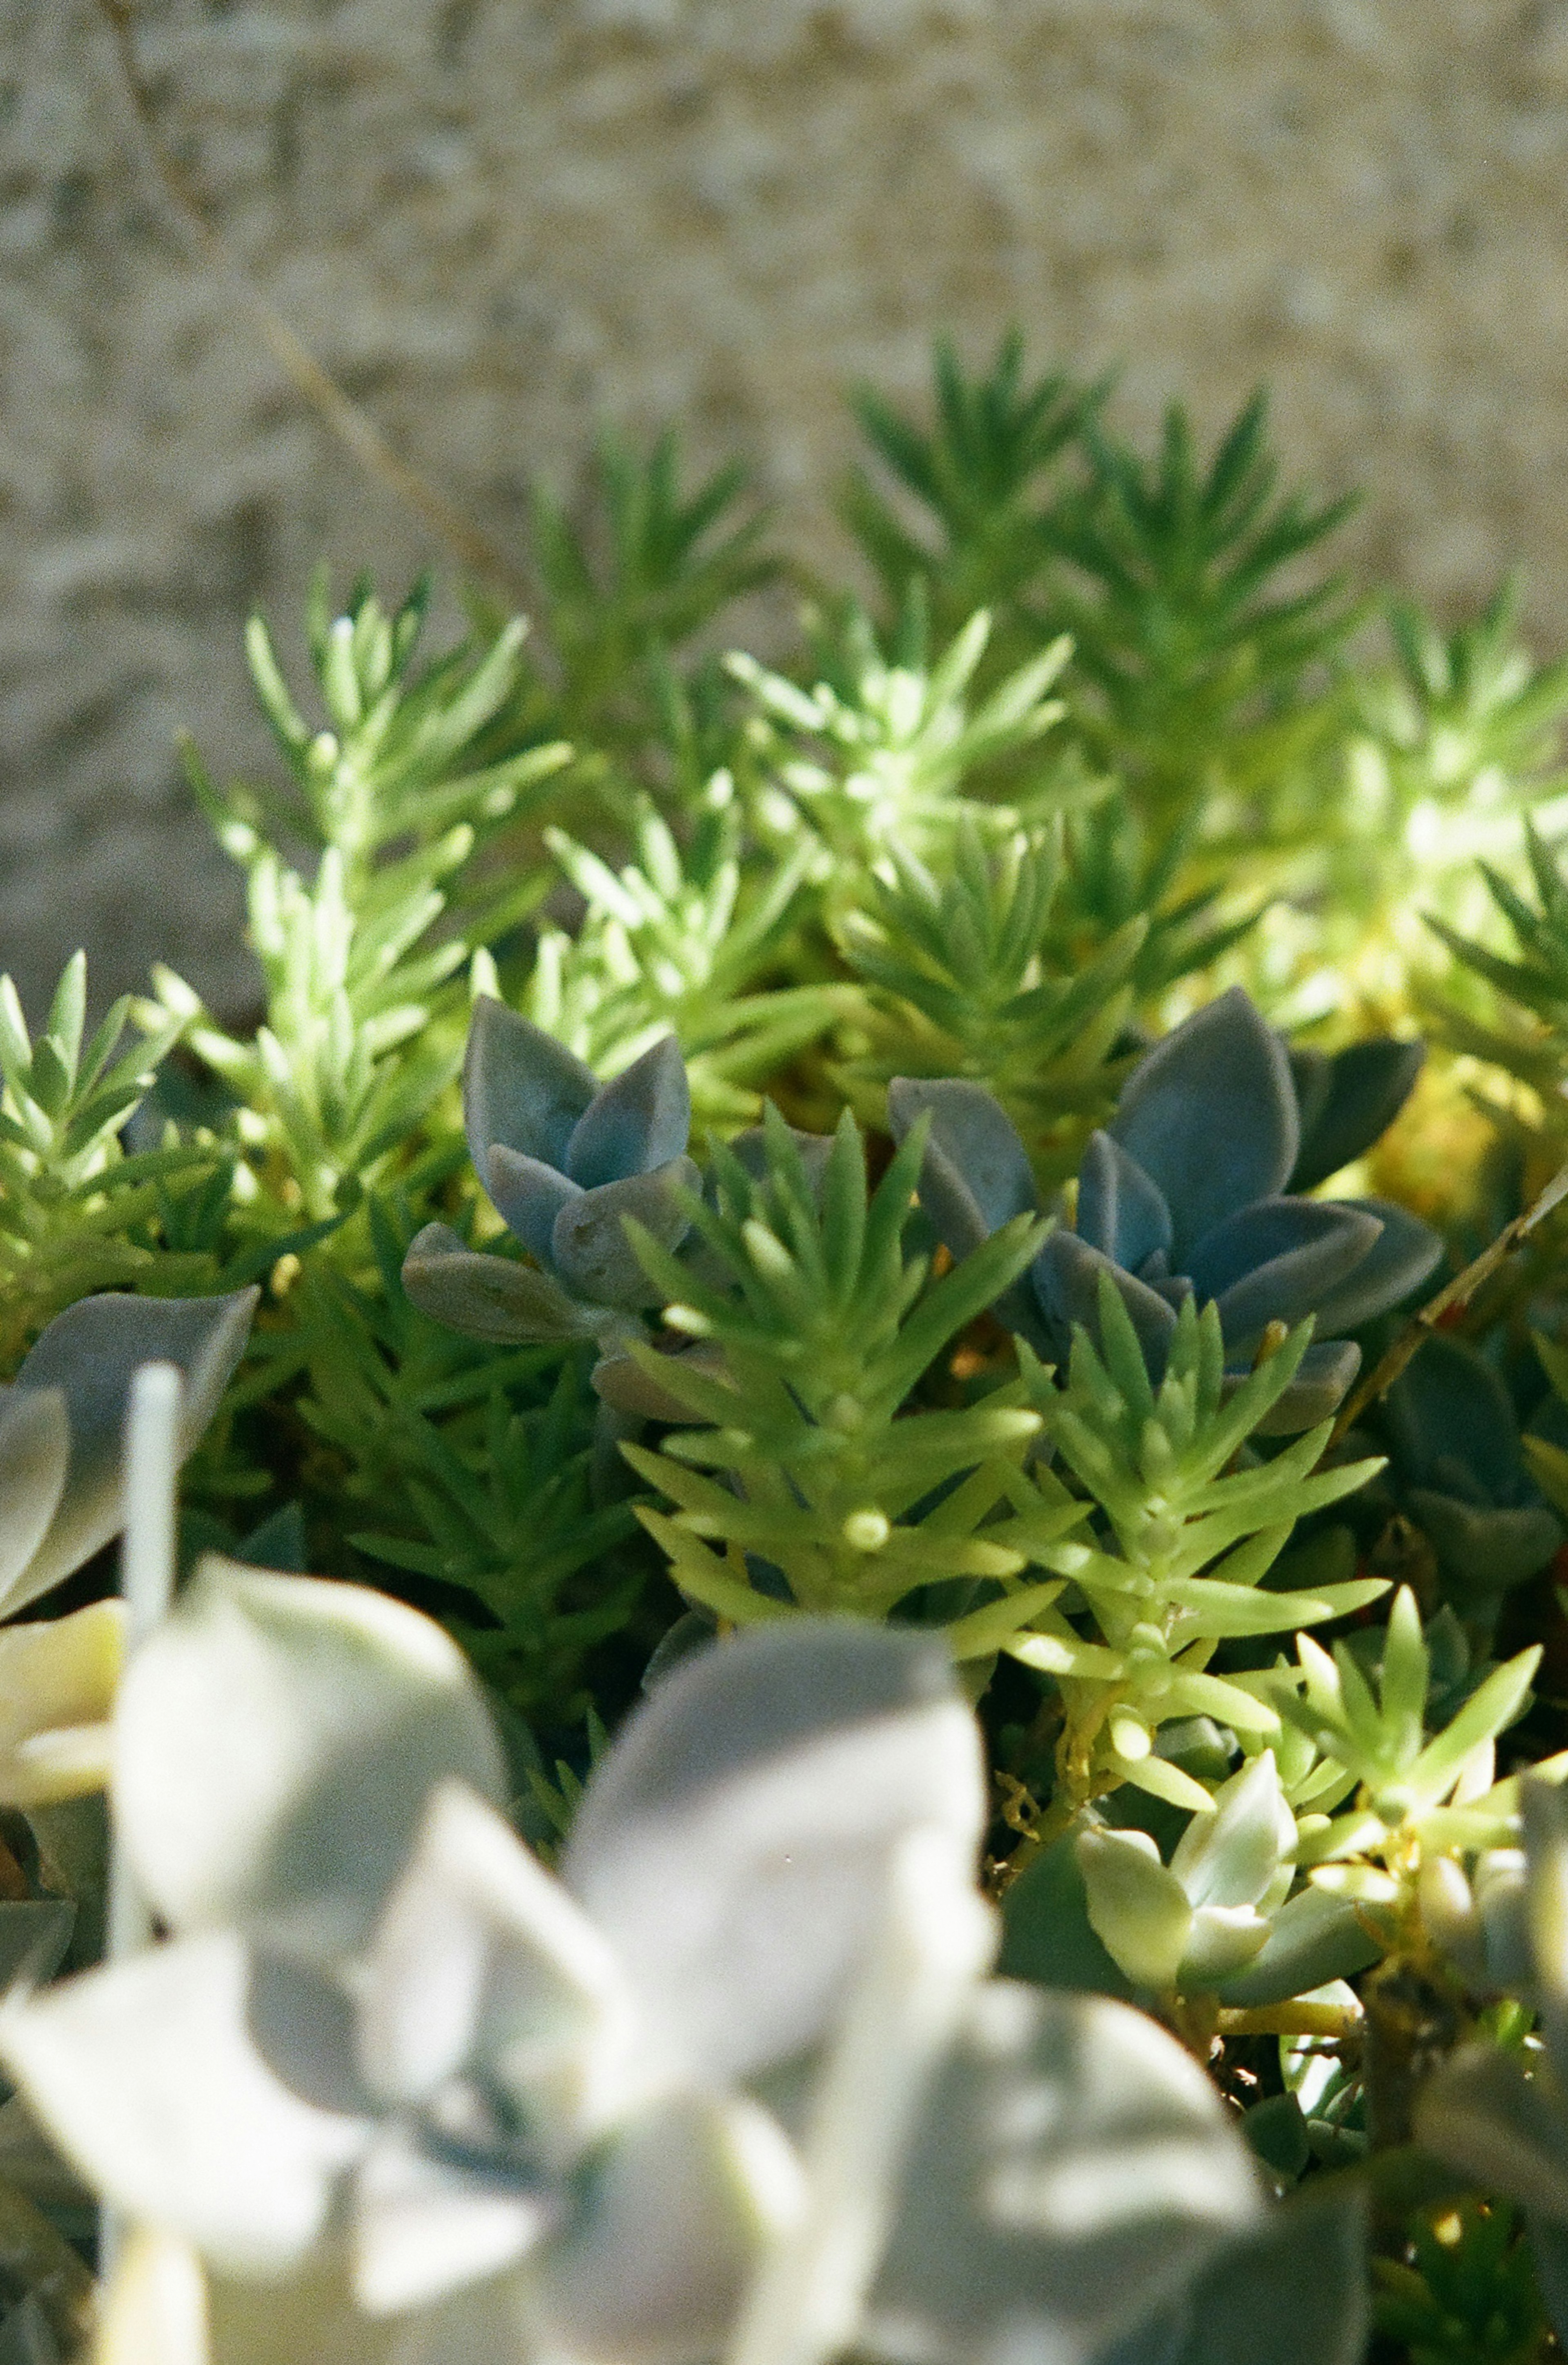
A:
[1328, 1157, 1568, 1447]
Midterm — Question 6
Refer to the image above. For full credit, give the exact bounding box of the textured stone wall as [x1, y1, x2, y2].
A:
[7, 0, 1568, 1016]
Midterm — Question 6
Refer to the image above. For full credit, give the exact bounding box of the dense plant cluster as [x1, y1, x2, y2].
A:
[5, 340, 1568, 2361]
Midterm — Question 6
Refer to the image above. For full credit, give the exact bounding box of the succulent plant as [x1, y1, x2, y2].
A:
[832, 816, 1145, 1184]
[1005, 1280, 1385, 1821]
[615, 1103, 1078, 1633]
[729, 607, 1074, 895]
[893, 987, 1441, 1431]
[402, 997, 697, 1359]
[1348, 1333, 1564, 1632]
[0, 1286, 256, 1808]
[528, 790, 843, 1127]
[1267, 1584, 1543, 1917]
[0, 953, 212, 1355]
[1076, 1751, 1300, 1995]
[1, 1571, 1272, 2365]
[1415, 1777, 1568, 2348]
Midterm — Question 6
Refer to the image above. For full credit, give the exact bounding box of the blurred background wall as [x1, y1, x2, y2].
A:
[7, 0, 1568, 1015]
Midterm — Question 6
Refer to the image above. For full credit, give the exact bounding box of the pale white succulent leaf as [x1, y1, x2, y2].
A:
[1076, 1828, 1192, 1993]
[864, 1984, 1263, 2365]
[0, 1598, 122, 1806]
[1168, 1754, 1292, 1914]
[542, 2093, 804, 2365]
[357, 1781, 637, 2141]
[1176, 1906, 1271, 1989]
[0, 1930, 368, 2277]
[115, 1562, 505, 1961]
[564, 1623, 987, 2086]
[353, 2124, 558, 2319]
[8, 1288, 257, 1614]
[96, 2227, 211, 2365]
[727, 1830, 995, 2365]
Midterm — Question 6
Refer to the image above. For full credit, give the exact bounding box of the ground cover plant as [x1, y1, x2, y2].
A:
[7, 339, 1568, 2361]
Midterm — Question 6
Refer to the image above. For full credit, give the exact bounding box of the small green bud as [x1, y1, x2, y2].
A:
[842, 1509, 891, 1553]
[742, 1219, 795, 1280]
[1252, 1320, 1291, 1369]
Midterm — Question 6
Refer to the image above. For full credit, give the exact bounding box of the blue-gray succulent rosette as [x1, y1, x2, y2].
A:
[892, 987, 1442, 1434]
[402, 998, 697, 1353]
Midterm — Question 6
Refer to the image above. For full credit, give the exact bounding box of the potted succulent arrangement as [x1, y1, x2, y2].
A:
[7, 339, 1568, 2364]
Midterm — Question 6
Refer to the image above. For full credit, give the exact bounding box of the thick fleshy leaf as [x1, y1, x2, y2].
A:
[998, 1831, 1134, 2002]
[1387, 1333, 1528, 1500]
[1304, 1198, 1441, 1337]
[592, 1344, 726, 1423]
[541, 2094, 802, 2365]
[0, 1391, 67, 1619]
[0, 1931, 367, 2276]
[482, 1149, 581, 1265]
[463, 998, 596, 1175]
[9, 1288, 258, 1614]
[1032, 1233, 1179, 1373]
[1190, 1200, 1381, 1349]
[563, 1622, 986, 2086]
[1243, 1340, 1361, 1438]
[1177, 1908, 1269, 1989]
[1284, 1048, 1333, 1167]
[887, 1079, 1039, 1248]
[552, 1160, 700, 1307]
[401, 1225, 600, 1346]
[1414, 2042, 1568, 2219]
[565, 1038, 691, 1190]
[0, 1599, 123, 1806]
[116, 1562, 506, 1959]
[1165, 2179, 1368, 2365]
[354, 2127, 557, 2317]
[1405, 1492, 1562, 1594]
[244, 1948, 370, 2116]
[1169, 1756, 1290, 1915]
[727, 1827, 996, 2365]
[1075, 1133, 1173, 1274]
[1287, 1036, 1425, 1195]
[1214, 1886, 1381, 2009]
[864, 1983, 1262, 2365]
[358, 1783, 632, 2136]
[1111, 992, 1298, 1259]
[1076, 1830, 1192, 1993]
